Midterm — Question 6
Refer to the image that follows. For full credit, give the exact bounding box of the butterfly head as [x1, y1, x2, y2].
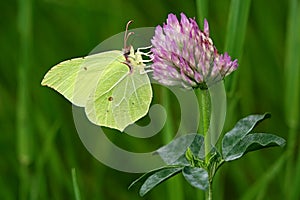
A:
[122, 21, 153, 72]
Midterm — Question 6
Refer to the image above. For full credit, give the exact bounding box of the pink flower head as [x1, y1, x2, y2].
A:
[151, 13, 238, 89]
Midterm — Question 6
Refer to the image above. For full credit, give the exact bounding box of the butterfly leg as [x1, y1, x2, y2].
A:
[134, 46, 153, 65]
[136, 45, 152, 51]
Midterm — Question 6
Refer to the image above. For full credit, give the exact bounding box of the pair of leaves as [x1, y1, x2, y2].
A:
[130, 113, 286, 196]
[129, 134, 212, 196]
[128, 165, 209, 196]
[222, 113, 286, 161]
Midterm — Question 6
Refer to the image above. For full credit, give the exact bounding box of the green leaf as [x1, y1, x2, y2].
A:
[189, 134, 205, 159]
[157, 133, 203, 165]
[223, 133, 286, 161]
[139, 167, 182, 196]
[128, 166, 175, 190]
[182, 166, 209, 190]
[222, 113, 271, 159]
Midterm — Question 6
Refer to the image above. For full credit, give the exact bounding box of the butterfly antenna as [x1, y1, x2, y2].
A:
[124, 20, 134, 52]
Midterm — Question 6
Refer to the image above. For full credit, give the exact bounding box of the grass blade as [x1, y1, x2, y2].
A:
[17, 0, 32, 198]
[284, 0, 300, 126]
[161, 87, 184, 200]
[291, 145, 300, 199]
[224, 0, 251, 93]
[72, 168, 82, 200]
[241, 154, 286, 200]
[284, 0, 300, 199]
[196, 0, 208, 26]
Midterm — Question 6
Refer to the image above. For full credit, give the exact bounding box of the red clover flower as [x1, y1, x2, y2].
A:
[151, 13, 238, 89]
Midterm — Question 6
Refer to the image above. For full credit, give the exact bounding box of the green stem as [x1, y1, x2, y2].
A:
[205, 180, 212, 200]
[199, 89, 211, 163]
[198, 89, 212, 200]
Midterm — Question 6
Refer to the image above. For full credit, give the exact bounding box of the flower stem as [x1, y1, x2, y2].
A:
[205, 180, 213, 200]
[199, 89, 211, 163]
[198, 88, 212, 200]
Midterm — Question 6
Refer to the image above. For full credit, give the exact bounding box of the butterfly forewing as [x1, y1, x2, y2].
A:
[41, 50, 125, 107]
[41, 58, 83, 103]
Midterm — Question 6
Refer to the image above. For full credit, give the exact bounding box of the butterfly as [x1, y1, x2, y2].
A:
[41, 21, 153, 132]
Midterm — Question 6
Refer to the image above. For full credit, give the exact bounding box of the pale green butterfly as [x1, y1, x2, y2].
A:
[41, 21, 153, 132]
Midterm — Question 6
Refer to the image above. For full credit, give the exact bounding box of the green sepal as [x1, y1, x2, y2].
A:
[206, 148, 224, 178]
[185, 147, 205, 168]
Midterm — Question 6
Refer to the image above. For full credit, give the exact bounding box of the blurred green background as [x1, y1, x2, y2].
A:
[1, 0, 299, 199]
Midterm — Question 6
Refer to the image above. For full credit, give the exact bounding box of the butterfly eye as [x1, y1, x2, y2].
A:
[123, 49, 131, 58]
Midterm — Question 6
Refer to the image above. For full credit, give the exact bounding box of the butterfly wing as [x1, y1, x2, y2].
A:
[85, 62, 152, 132]
[42, 49, 152, 132]
[41, 50, 124, 107]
